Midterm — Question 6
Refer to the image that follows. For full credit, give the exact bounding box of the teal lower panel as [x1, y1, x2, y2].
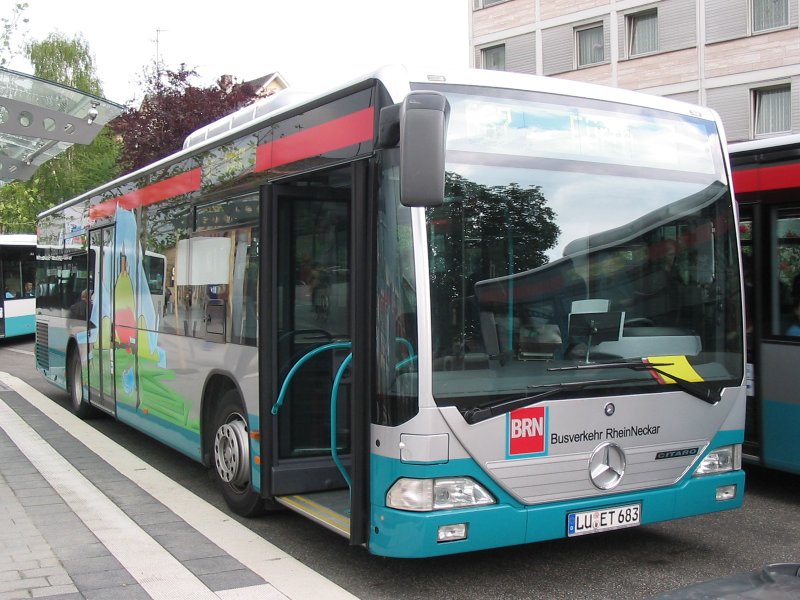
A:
[3, 314, 35, 337]
[761, 400, 800, 474]
[369, 432, 745, 558]
[117, 403, 202, 462]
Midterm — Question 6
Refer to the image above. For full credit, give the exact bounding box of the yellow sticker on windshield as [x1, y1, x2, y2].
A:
[644, 355, 704, 384]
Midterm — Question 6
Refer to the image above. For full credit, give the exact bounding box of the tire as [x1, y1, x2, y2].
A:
[68, 349, 96, 419]
[210, 390, 265, 517]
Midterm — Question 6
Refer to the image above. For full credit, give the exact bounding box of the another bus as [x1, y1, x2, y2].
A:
[729, 134, 800, 475]
[1, 234, 36, 339]
[36, 66, 746, 558]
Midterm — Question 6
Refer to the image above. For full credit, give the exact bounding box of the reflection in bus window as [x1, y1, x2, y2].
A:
[772, 211, 800, 336]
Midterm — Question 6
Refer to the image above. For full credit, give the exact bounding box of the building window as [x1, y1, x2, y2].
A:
[482, 45, 506, 71]
[752, 0, 789, 32]
[576, 24, 604, 67]
[753, 85, 791, 135]
[628, 10, 658, 56]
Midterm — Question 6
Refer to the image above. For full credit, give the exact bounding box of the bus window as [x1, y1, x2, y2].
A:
[2, 255, 21, 298]
[376, 164, 419, 426]
[772, 209, 800, 336]
[229, 226, 259, 346]
[141, 196, 191, 334]
[275, 171, 351, 460]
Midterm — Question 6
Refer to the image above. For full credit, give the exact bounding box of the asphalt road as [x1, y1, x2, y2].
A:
[2, 334, 798, 600]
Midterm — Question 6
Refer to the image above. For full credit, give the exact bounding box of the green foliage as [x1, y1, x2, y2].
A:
[25, 32, 102, 95]
[0, 177, 40, 232]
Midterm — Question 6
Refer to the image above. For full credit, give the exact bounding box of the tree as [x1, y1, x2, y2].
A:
[25, 31, 102, 94]
[0, 2, 28, 67]
[111, 64, 257, 172]
[0, 32, 120, 233]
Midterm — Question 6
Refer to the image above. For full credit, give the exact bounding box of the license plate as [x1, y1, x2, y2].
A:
[567, 503, 641, 537]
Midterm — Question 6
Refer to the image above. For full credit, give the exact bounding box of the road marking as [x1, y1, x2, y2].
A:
[0, 395, 229, 599]
[0, 372, 357, 600]
[2, 347, 34, 356]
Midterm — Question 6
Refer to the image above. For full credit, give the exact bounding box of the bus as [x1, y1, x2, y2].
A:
[1, 234, 36, 339]
[36, 65, 746, 558]
[729, 134, 800, 475]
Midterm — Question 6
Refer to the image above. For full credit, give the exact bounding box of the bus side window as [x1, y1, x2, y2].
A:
[774, 210, 800, 337]
[141, 198, 191, 335]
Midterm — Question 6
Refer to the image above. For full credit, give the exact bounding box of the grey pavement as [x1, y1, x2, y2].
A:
[0, 373, 357, 600]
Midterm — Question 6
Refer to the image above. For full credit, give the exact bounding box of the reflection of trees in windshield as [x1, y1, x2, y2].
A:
[442, 172, 560, 275]
[425, 173, 743, 402]
[427, 172, 560, 358]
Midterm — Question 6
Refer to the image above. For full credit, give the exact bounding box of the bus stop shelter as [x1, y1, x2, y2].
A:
[0, 66, 122, 182]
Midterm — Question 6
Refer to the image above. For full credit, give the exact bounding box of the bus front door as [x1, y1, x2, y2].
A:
[266, 168, 356, 538]
[87, 226, 116, 413]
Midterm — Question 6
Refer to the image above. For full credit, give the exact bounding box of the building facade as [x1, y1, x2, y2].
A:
[469, 0, 800, 142]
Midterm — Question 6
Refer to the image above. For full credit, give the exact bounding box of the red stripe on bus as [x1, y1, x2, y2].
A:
[733, 163, 800, 193]
[88, 107, 374, 220]
[255, 106, 374, 172]
[89, 168, 202, 219]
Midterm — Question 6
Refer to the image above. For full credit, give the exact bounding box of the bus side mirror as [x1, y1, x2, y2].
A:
[397, 91, 450, 207]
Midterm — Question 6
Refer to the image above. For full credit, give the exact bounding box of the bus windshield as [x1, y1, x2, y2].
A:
[422, 85, 743, 409]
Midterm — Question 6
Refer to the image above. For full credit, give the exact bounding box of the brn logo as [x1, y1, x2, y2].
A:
[508, 406, 547, 456]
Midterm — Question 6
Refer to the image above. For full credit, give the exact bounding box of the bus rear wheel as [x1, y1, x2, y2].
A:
[68, 350, 95, 419]
[211, 390, 265, 517]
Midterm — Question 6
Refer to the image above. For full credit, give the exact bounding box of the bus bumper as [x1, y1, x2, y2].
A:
[368, 469, 744, 558]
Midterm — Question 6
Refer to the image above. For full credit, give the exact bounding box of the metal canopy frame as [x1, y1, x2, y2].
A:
[0, 67, 123, 181]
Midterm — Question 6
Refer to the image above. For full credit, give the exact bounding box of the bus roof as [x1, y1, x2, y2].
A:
[40, 64, 723, 219]
[729, 133, 800, 155]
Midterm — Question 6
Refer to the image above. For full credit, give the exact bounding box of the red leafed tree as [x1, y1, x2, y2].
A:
[111, 64, 257, 172]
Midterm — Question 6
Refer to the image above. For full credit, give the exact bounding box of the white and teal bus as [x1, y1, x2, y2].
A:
[1, 234, 36, 339]
[36, 66, 745, 558]
[730, 134, 800, 476]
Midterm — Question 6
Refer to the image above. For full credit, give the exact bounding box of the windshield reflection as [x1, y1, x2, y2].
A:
[427, 167, 742, 406]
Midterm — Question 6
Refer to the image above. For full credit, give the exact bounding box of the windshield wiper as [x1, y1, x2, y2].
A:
[549, 360, 722, 404]
[462, 377, 646, 424]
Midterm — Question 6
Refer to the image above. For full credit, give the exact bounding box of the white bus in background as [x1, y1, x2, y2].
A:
[0, 234, 36, 338]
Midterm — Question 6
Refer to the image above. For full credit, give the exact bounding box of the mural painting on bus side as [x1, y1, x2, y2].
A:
[87, 206, 199, 433]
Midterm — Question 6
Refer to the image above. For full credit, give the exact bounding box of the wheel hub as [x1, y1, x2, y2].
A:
[214, 418, 250, 488]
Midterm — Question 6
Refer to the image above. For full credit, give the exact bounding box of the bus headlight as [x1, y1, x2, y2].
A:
[387, 477, 495, 511]
[693, 444, 741, 476]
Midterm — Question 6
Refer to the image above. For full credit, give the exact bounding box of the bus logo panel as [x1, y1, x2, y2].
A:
[508, 406, 548, 457]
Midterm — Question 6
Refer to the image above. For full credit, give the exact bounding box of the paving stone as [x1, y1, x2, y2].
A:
[199, 568, 267, 592]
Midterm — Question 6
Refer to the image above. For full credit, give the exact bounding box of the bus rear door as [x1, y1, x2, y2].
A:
[87, 226, 117, 414]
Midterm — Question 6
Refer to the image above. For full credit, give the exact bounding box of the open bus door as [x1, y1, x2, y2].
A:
[260, 162, 371, 546]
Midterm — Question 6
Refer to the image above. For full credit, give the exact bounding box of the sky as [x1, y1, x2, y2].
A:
[4, 0, 471, 105]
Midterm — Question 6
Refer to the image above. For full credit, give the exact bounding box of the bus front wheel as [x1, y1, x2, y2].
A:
[211, 391, 264, 517]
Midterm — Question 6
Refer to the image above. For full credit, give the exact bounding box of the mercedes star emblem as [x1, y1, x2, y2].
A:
[589, 442, 626, 490]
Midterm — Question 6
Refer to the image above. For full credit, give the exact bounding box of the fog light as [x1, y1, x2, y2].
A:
[437, 523, 467, 542]
[716, 484, 737, 501]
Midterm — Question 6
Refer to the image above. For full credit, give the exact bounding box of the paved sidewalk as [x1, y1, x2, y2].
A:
[0, 373, 357, 600]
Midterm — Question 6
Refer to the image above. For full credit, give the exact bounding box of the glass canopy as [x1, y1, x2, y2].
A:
[0, 67, 123, 181]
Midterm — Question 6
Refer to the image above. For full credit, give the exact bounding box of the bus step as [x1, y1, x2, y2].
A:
[275, 490, 351, 539]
